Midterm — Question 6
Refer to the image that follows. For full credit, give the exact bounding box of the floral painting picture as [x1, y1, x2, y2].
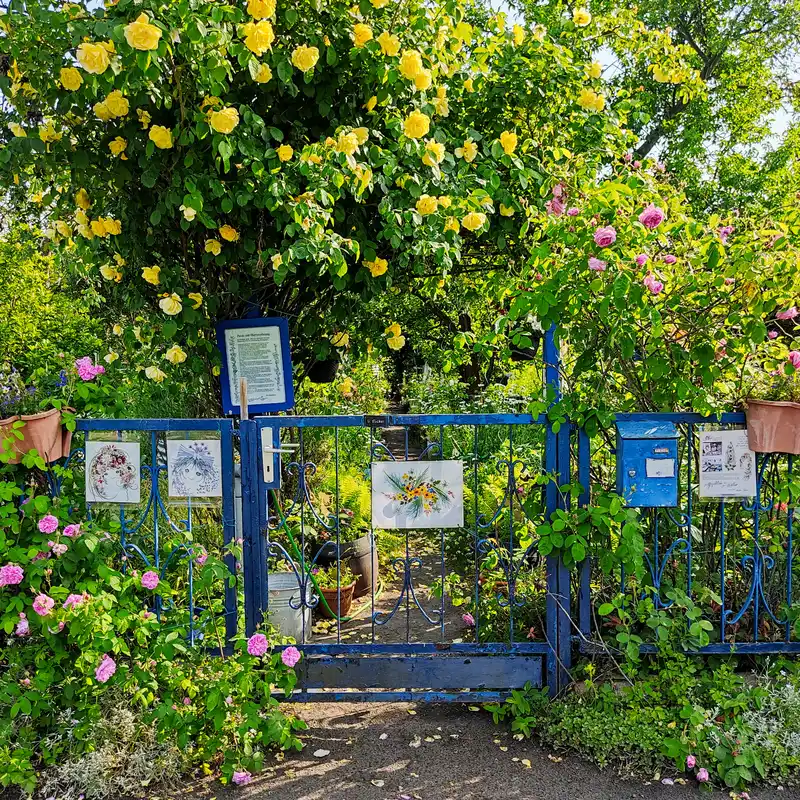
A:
[85, 441, 141, 505]
[167, 439, 222, 498]
[371, 460, 464, 529]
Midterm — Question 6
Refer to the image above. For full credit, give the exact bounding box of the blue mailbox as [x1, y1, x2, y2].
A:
[616, 421, 679, 508]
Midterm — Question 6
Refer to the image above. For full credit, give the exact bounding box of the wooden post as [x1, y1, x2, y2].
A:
[239, 377, 249, 421]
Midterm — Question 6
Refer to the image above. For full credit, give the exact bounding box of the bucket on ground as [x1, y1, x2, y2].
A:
[267, 572, 311, 642]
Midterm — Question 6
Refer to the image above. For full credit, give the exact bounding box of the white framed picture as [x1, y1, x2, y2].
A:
[698, 429, 756, 498]
[85, 441, 141, 504]
[371, 460, 464, 529]
[167, 439, 222, 498]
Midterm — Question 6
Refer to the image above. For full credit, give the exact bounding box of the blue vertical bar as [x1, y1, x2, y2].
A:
[686, 424, 693, 595]
[719, 500, 726, 642]
[241, 419, 265, 635]
[577, 428, 591, 637]
[787, 456, 794, 643]
[556, 423, 572, 690]
[220, 419, 238, 644]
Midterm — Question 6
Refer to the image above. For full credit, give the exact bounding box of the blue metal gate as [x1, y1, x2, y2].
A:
[239, 413, 572, 701]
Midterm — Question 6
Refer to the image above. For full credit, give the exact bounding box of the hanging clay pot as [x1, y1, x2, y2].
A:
[0, 408, 73, 464]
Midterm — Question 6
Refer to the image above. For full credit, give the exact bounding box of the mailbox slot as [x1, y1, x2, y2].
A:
[616, 421, 679, 508]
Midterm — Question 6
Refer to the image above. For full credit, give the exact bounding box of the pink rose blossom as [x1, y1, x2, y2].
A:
[75, 356, 105, 382]
[593, 226, 617, 247]
[638, 203, 665, 230]
[623, 152, 632, 162]
[686, 754, 696, 769]
[63, 593, 86, 610]
[633, 160, 641, 168]
[225, 695, 234, 706]
[15, 614, 29, 636]
[769, 331, 779, 339]
[232, 771, 252, 786]
[63, 524, 81, 538]
[656, 161, 666, 172]
[566, 207, 579, 216]
[32, 593, 54, 617]
[281, 645, 301, 668]
[718, 225, 734, 243]
[183, 696, 191, 705]
[462, 613, 475, 626]
[247, 632, 270, 657]
[545, 198, 565, 216]
[588, 257, 607, 272]
[0, 563, 24, 586]
[552, 182, 565, 199]
[663, 254, 677, 264]
[21, 677, 30, 686]
[38, 515, 58, 534]
[635, 253, 648, 266]
[724, 277, 735, 285]
[194, 547, 208, 567]
[643, 274, 664, 295]
[50, 542, 68, 557]
[141, 570, 160, 590]
[777, 307, 799, 320]
[95, 654, 117, 683]
[696, 768, 709, 783]
[788, 351, 800, 370]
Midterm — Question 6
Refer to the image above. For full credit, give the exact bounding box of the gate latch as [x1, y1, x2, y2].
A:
[364, 415, 391, 428]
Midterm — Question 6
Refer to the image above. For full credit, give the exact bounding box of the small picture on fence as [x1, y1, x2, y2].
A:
[371, 460, 464, 529]
[698, 429, 755, 498]
[167, 439, 222, 498]
[85, 441, 141, 505]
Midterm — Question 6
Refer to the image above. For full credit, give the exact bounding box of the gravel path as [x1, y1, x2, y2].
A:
[180, 701, 791, 800]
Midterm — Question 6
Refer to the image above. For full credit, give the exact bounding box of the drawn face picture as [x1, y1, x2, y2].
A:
[371, 460, 464, 529]
[167, 439, 222, 498]
[85, 441, 141, 504]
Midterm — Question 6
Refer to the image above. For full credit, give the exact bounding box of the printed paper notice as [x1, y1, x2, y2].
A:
[225, 326, 286, 407]
[698, 429, 755, 498]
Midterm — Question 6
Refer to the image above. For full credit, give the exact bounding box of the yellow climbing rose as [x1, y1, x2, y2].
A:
[209, 106, 240, 134]
[145, 365, 167, 383]
[55, 220, 71, 237]
[142, 265, 161, 285]
[331, 332, 350, 347]
[277, 144, 293, 161]
[60, 67, 82, 91]
[413, 69, 432, 91]
[422, 139, 445, 166]
[586, 61, 602, 79]
[165, 344, 187, 364]
[38, 121, 62, 143]
[188, 292, 203, 309]
[247, 0, 276, 19]
[464, 77, 474, 92]
[573, 8, 591, 26]
[205, 239, 222, 255]
[159, 293, 183, 315]
[124, 13, 162, 50]
[149, 125, 173, 149]
[243, 20, 275, 56]
[90, 220, 107, 238]
[8, 122, 26, 137]
[76, 42, 110, 74]
[403, 110, 430, 139]
[113, 324, 123, 336]
[499, 130, 517, 155]
[370, 0, 390, 6]
[137, 108, 151, 128]
[100, 264, 119, 280]
[353, 23, 372, 47]
[385, 323, 405, 350]
[461, 211, 487, 231]
[108, 136, 127, 156]
[103, 218, 121, 235]
[444, 217, 460, 233]
[336, 132, 359, 155]
[398, 50, 424, 81]
[104, 352, 119, 364]
[455, 138, 478, 162]
[93, 101, 113, 121]
[353, 127, 369, 145]
[513, 24, 525, 45]
[292, 44, 319, 72]
[365, 95, 378, 111]
[364, 257, 388, 277]
[254, 63, 273, 83]
[500, 204, 515, 216]
[577, 87, 605, 112]
[219, 224, 239, 241]
[377, 31, 400, 56]
[416, 194, 438, 215]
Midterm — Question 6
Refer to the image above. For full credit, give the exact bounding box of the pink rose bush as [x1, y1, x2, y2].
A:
[593, 226, 617, 247]
[0, 563, 24, 586]
[95, 654, 117, 683]
[141, 570, 160, 590]
[638, 203, 665, 229]
[75, 356, 106, 381]
[32, 593, 55, 616]
[588, 257, 607, 272]
[38, 515, 59, 534]
[247, 632, 270, 656]
[281, 645, 302, 668]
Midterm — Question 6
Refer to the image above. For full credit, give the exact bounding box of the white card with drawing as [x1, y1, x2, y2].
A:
[85, 441, 141, 504]
[167, 439, 222, 498]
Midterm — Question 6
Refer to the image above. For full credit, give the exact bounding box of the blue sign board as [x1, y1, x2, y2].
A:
[215, 317, 294, 416]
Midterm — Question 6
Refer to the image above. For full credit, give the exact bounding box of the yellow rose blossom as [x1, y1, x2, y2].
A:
[165, 344, 187, 364]
[103, 218, 121, 235]
[188, 292, 203, 309]
[142, 265, 161, 285]
[254, 63, 273, 83]
[370, 0, 390, 7]
[205, 239, 222, 255]
[422, 139, 445, 167]
[8, 122, 26, 137]
[513, 24, 525, 46]
[455, 138, 478, 162]
[385, 322, 405, 350]
[209, 106, 240, 134]
[75, 210, 89, 226]
[338, 376, 356, 397]
[145, 365, 166, 383]
[277, 144, 293, 161]
[243, 20, 275, 56]
[137, 108, 151, 128]
[124, 13, 162, 50]
[413, 69, 432, 91]
[377, 31, 400, 57]
[76, 188, 90, 210]
[219, 224, 239, 242]
[178, 205, 195, 221]
[532, 24, 546, 41]
[399, 49, 424, 81]
[112, 324, 123, 336]
[271, 253, 283, 268]
[149, 125, 173, 149]
[159, 293, 183, 315]
[573, 8, 592, 26]
[100, 264, 119, 280]
[464, 77, 474, 92]
[247, 0, 276, 19]
[113, 253, 126, 266]
[76, 42, 110, 74]
[55, 220, 71, 237]
[365, 95, 378, 112]
[577, 87, 605, 112]
[353, 127, 369, 145]
[416, 194, 438, 215]
[403, 109, 430, 139]
[353, 23, 372, 48]
[38, 121, 62, 143]
[331, 332, 350, 347]
[432, 85, 449, 116]
[364, 256, 388, 277]
[586, 61, 602, 79]
[336, 132, 359, 155]
[77, 225, 93, 239]
[444, 216, 460, 233]
[499, 130, 517, 155]
[292, 44, 319, 72]
[104, 352, 119, 364]
[93, 101, 113, 122]
[60, 67, 82, 91]
[90, 219, 108, 238]
[438, 195, 452, 208]
[108, 136, 127, 156]
[461, 211, 487, 231]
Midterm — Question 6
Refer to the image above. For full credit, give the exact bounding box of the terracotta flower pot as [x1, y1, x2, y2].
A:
[0, 408, 73, 464]
[318, 580, 357, 619]
[746, 399, 800, 454]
